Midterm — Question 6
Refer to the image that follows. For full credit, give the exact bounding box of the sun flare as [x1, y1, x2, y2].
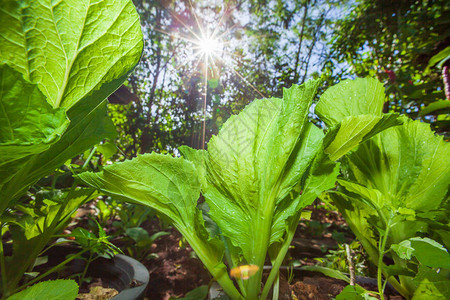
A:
[156, 2, 265, 149]
[197, 36, 222, 56]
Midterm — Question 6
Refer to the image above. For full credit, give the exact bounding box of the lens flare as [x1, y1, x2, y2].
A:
[156, 1, 266, 149]
[198, 37, 222, 56]
[229, 264, 259, 280]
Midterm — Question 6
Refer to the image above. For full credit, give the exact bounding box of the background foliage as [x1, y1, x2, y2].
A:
[109, 0, 351, 156]
[108, 0, 449, 158]
[326, 0, 449, 134]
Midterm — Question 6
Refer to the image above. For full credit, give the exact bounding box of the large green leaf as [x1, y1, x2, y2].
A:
[7, 280, 78, 300]
[342, 120, 449, 212]
[0, 0, 143, 110]
[0, 0, 143, 210]
[181, 81, 322, 261]
[315, 77, 385, 127]
[77, 153, 241, 298]
[0, 65, 69, 168]
[78, 154, 201, 229]
[0, 99, 116, 208]
[316, 77, 403, 161]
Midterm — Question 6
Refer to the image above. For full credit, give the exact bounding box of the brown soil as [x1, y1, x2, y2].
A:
[143, 228, 211, 300]
[292, 278, 336, 300]
[289, 271, 403, 300]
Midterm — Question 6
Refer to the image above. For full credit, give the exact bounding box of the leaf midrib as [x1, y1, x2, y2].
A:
[53, 1, 90, 108]
[53, 1, 133, 109]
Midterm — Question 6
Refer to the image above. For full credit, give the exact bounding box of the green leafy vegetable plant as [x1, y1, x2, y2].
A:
[0, 0, 143, 297]
[122, 227, 169, 261]
[95, 198, 119, 226]
[335, 285, 378, 300]
[69, 221, 122, 284]
[1, 188, 99, 291]
[79, 77, 401, 299]
[95, 199, 168, 261]
[314, 241, 368, 277]
[324, 116, 450, 299]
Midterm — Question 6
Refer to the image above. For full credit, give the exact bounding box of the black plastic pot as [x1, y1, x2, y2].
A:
[88, 254, 149, 300]
[4, 244, 150, 300]
[84, 254, 150, 300]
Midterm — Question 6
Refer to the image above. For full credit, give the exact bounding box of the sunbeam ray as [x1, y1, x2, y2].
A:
[157, 1, 266, 148]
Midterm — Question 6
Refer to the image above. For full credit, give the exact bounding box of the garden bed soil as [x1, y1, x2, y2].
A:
[69, 202, 404, 299]
[143, 228, 210, 299]
[287, 270, 403, 300]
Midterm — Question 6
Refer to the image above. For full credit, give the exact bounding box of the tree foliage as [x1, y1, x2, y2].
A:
[109, 0, 345, 156]
[327, 0, 449, 134]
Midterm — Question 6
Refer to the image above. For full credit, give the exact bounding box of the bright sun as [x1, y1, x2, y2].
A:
[197, 37, 222, 56]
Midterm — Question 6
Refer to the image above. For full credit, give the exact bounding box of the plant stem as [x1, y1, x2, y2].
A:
[377, 236, 385, 300]
[0, 224, 8, 298]
[82, 147, 97, 171]
[272, 272, 279, 300]
[377, 218, 392, 300]
[247, 188, 280, 299]
[10, 248, 90, 295]
[180, 229, 243, 299]
[386, 275, 410, 299]
[79, 252, 94, 285]
[261, 211, 300, 300]
[388, 253, 413, 299]
[345, 243, 355, 285]
[220, 235, 246, 296]
[38, 240, 75, 256]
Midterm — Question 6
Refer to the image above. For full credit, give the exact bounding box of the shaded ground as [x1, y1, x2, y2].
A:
[289, 272, 402, 300]
[143, 228, 210, 299]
